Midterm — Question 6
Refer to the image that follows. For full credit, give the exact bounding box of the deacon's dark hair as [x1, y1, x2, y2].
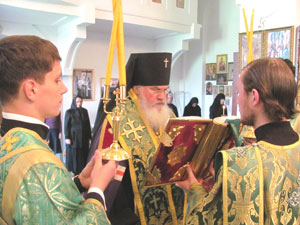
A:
[242, 58, 297, 121]
[281, 58, 295, 76]
[0, 35, 61, 105]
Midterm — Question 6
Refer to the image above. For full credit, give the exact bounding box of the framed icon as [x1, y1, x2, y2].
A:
[216, 54, 228, 74]
[264, 26, 294, 60]
[239, 31, 263, 72]
[206, 63, 217, 80]
[72, 68, 94, 101]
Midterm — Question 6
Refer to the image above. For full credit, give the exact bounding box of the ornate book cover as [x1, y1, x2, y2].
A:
[145, 116, 238, 186]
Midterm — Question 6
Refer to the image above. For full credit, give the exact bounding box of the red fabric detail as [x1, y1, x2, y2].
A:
[116, 170, 125, 176]
[101, 121, 114, 149]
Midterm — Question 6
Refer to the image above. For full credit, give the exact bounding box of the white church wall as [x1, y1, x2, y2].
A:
[180, 0, 240, 119]
[95, 0, 198, 34]
[238, 0, 296, 33]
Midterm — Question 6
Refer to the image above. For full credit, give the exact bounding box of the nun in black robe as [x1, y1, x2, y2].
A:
[209, 93, 227, 119]
[183, 97, 201, 116]
[64, 95, 91, 175]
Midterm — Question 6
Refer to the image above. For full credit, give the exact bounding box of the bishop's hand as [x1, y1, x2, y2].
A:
[176, 164, 198, 192]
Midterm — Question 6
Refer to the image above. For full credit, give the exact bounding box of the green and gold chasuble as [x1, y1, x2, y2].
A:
[101, 90, 186, 225]
[185, 140, 300, 225]
[0, 128, 110, 225]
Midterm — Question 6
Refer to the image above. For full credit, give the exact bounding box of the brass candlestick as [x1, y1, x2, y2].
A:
[101, 85, 130, 161]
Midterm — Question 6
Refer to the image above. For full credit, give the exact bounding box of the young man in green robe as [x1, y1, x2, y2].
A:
[178, 58, 300, 224]
[0, 35, 116, 224]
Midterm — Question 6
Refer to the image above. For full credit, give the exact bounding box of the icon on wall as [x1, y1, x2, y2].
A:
[72, 68, 94, 101]
[206, 63, 217, 80]
[216, 54, 228, 74]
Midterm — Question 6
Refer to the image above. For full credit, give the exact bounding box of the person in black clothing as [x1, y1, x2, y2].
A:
[167, 91, 178, 117]
[183, 97, 201, 116]
[209, 93, 227, 119]
[45, 113, 62, 155]
[64, 95, 91, 175]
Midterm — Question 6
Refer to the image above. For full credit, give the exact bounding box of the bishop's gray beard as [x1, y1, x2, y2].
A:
[137, 97, 171, 133]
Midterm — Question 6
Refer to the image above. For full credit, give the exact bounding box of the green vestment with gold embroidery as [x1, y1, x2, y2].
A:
[103, 90, 185, 225]
[0, 128, 110, 225]
[185, 140, 300, 225]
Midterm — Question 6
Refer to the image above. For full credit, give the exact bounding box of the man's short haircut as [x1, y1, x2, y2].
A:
[242, 58, 297, 121]
[0, 35, 61, 105]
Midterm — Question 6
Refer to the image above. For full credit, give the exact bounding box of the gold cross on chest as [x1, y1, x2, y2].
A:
[163, 58, 169, 68]
[122, 118, 146, 143]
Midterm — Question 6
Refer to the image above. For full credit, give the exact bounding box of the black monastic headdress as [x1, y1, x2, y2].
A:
[126, 52, 172, 91]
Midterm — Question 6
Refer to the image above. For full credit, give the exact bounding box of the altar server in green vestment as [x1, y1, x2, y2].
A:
[89, 53, 185, 225]
[0, 35, 117, 225]
[178, 58, 300, 225]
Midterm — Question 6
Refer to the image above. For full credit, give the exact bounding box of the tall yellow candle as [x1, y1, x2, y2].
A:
[242, 8, 249, 40]
[116, 0, 126, 86]
[105, 0, 121, 86]
[242, 8, 255, 63]
[113, 0, 122, 86]
[248, 9, 255, 62]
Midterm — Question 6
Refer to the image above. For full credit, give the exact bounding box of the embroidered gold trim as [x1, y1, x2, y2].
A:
[287, 172, 300, 206]
[258, 134, 300, 150]
[2, 150, 65, 225]
[128, 157, 147, 225]
[107, 113, 146, 225]
[1, 135, 18, 152]
[166, 184, 177, 225]
[1, 127, 48, 145]
[221, 151, 229, 225]
[182, 193, 187, 224]
[0, 128, 50, 165]
[0, 144, 49, 165]
[0, 217, 8, 225]
[84, 198, 106, 212]
[254, 145, 264, 225]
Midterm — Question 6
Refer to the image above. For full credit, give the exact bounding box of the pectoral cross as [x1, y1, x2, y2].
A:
[163, 58, 169, 68]
[122, 118, 145, 143]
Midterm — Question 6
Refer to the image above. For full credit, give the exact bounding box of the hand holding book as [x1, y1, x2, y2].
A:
[176, 162, 215, 193]
[145, 116, 240, 187]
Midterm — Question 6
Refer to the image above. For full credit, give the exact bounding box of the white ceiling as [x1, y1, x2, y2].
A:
[0, 4, 75, 26]
[0, 3, 179, 39]
[87, 19, 178, 39]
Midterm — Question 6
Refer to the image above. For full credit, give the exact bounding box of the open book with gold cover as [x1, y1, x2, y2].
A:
[145, 116, 240, 186]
